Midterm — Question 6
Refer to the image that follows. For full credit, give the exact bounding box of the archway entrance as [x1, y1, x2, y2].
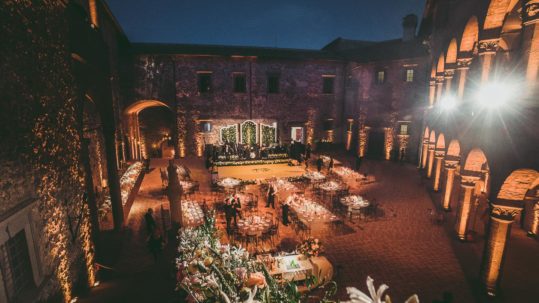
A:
[124, 100, 175, 160]
[367, 129, 385, 159]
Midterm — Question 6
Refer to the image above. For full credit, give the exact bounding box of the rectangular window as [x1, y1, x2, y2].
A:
[267, 74, 280, 93]
[198, 72, 212, 93]
[376, 71, 385, 84]
[0, 230, 35, 300]
[233, 73, 246, 93]
[322, 76, 335, 94]
[400, 124, 408, 135]
[406, 69, 414, 82]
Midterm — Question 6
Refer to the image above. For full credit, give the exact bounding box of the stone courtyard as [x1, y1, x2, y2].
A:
[78, 156, 489, 303]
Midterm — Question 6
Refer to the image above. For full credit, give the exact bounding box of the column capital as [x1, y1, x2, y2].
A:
[429, 79, 436, 86]
[478, 39, 500, 56]
[434, 150, 445, 158]
[523, 0, 539, 25]
[461, 174, 480, 187]
[444, 69, 455, 80]
[457, 57, 473, 70]
[444, 159, 459, 169]
[435, 75, 445, 83]
[491, 204, 521, 222]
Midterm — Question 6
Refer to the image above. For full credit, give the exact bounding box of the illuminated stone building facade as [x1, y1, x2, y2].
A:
[123, 17, 428, 162]
[419, 0, 539, 298]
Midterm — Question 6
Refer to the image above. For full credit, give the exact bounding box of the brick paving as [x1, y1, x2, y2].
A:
[79, 155, 538, 303]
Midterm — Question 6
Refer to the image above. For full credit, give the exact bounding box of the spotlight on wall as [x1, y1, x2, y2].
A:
[474, 81, 519, 109]
[438, 94, 457, 111]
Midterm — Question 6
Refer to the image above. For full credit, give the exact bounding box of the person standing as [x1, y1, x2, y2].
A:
[144, 208, 156, 235]
[282, 201, 290, 226]
[328, 157, 334, 172]
[224, 197, 233, 235]
[147, 229, 164, 262]
[305, 143, 312, 160]
[232, 194, 242, 224]
[316, 156, 323, 172]
[266, 185, 276, 208]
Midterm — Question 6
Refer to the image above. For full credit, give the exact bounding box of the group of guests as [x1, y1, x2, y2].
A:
[224, 194, 242, 235]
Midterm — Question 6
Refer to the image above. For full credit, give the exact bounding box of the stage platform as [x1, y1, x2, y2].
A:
[217, 163, 306, 180]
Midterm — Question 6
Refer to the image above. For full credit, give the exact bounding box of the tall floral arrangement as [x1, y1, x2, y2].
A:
[221, 125, 238, 144]
[261, 124, 276, 146]
[241, 121, 257, 145]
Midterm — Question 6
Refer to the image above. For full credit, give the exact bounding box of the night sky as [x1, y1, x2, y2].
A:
[106, 0, 426, 49]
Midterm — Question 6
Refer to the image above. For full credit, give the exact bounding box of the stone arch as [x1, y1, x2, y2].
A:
[460, 16, 479, 53]
[429, 130, 436, 145]
[483, 0, 512, 31]
[124, 100, 175, 160]
[124, 99, 171, 115]
[436, 133, 446, 149]
[447, 139, 461, 157]
[463, 148, 489, 173]
[497, 169, 539, 201]
[437, 53, 445, 73]
[446, 39, 458, 64]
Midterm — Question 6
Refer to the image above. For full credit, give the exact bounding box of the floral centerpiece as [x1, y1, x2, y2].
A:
[296, 237, 322, 258]
[176, 212, 303, 302]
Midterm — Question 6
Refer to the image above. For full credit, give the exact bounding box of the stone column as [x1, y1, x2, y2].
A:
[455, 177, 478, 240]
[345, 119, 353, 151]
[442, 160, 458, 211]
[421, 138, 429, 169]
[444, 68, 455, 93]
[433, 151, 445, 191]
[523, 1, 539, 85]
[358, 126, 370, 157]
[435, 75, 444, 104]
[481, 205, 521, 296]
[426, 145, 435, 178]
[456, 57, 472, 99]
[383, 127, 394, 161]
[428, 79, 436, 107]
[523, 197, 539, 235]
[478, 39, 499, 84]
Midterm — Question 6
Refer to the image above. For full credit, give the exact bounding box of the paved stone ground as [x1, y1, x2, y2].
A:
[78, 155, 538, 303]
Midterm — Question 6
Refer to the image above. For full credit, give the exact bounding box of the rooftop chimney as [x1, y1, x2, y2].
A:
[402, 14, 418, 42]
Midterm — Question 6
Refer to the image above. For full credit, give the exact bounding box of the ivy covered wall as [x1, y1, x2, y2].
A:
[0, 1, 95, 302]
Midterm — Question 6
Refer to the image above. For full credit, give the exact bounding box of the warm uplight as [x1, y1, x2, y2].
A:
[474, 81, 519, 109]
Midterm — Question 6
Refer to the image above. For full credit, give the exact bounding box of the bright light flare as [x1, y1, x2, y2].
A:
[474, 81, 519, 109]
[438, 94, 457, 111]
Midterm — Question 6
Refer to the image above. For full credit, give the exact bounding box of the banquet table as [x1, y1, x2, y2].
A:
[318, 180, 346, 193]
[237, 215, 272, 236]
[217, 177, 242, 191]
[332, 166, 365, 181]
[286, 195, 339, 232]
[270, 178, 300, 201]
[303, 171, 326, 182]
[340, 195, 370, 209]
[181, 200, 204, 227]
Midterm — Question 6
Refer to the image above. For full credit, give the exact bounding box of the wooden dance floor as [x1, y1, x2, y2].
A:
[216, 163, 306, 180]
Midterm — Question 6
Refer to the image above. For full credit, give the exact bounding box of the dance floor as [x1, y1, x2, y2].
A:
[216, 163, 306, 180]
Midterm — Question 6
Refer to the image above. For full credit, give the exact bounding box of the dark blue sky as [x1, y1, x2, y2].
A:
[106, 0, 425, 49]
